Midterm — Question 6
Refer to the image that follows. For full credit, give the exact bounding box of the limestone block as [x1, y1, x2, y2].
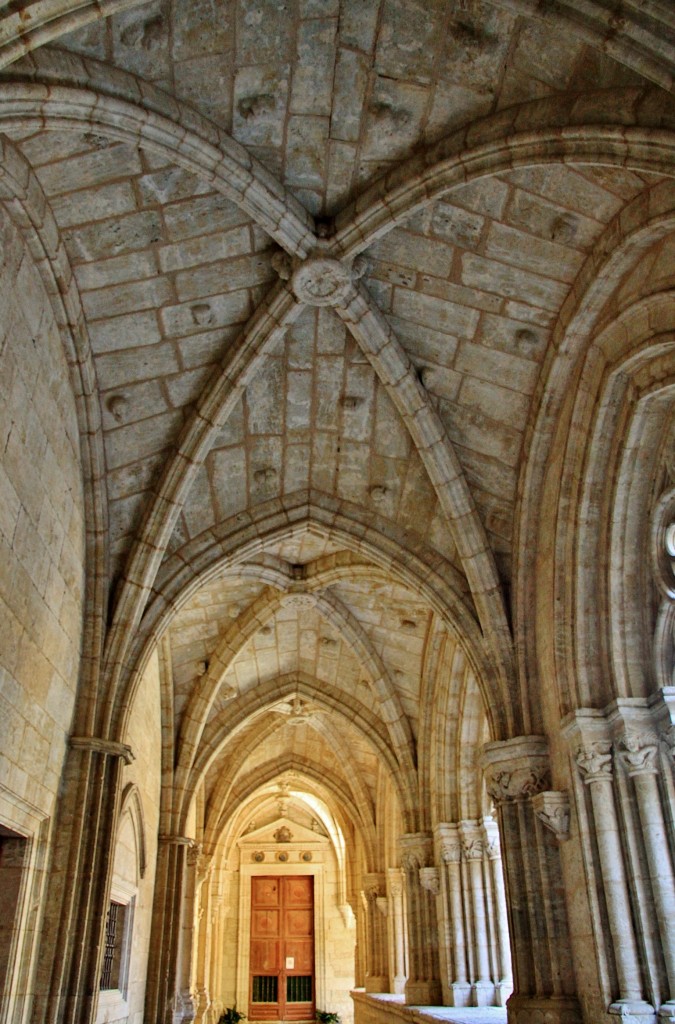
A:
[64, 210, 162, 262]
[286, 115, 329, 188]
[291, 17, 338, 117]
[233, 65, 289, 148]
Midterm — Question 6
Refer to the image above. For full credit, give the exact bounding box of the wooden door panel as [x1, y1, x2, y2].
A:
[249, 876, 314, 1021]
[285, 878, 312, 904]
[285, 940, 313, 971]
[285, 909, 312, 936]
[252, 909, 280, 936]
[252, 878, 280, 905]
[250, 940, 280, 972]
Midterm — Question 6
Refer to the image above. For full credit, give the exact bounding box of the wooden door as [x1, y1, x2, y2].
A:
[249, 876, 314, 1021]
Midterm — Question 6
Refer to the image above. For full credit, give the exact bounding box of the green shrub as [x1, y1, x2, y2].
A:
[315, 1012, 341, 1023]
[218, 1009, 247, 1024]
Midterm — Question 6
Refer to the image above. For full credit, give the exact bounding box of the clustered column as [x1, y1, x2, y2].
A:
[144, 834, 196, 1024]
[398, 833, 442, 1005]
[435, 819, 511, 1007]
[481, 736, 582, 1024]
[563, 692, 675, 1020]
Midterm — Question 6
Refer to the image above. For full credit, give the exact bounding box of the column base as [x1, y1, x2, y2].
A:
[472, 980, 496, 1006]
[507, 994, 583, 1024]
[449, 982, 472, 1007]
[609, 1000, 656, 1021]
[405, 979, 443, 1005]
[393, 974, 406, 995]
[658, 1003, 675, 1023]
[495, 979, 514, 1007]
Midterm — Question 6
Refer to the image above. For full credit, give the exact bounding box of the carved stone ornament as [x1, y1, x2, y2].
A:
[280, 593, 316, 609]
[387, 868, 404, 897]
[462, 838, 485, 861]
[376, 896, 388, 917]
[291, 257, 355, 307]
[273, 826, 292, 843]
[252, 851, 265, 863]
[486, 837, 501, 860]
[532, 791, 571, 842]
[575, 743, 613, 784]
[440, 838, 462, 865]
[419, 867, 440, 895]
[485, 764, 551, 804]
[398, 832, 433, 872]
[617, 733, 659, 776]
[481, 736, 550, 804]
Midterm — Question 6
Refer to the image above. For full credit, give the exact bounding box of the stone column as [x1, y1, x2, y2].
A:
[32, 737, 132, 1024]
[483, 818, 513, 1004]
[436, 824, 470, 1007]
[363, 873, 389, 992]
[398, 833, 442, 1005]
[461, 823, 493, 1006]
[565, 708, 655, 1020]
[481, 736, 582, 1024]
[387, 868, 407, 995]
[145, 834, 195, 1024]
[192, 851, 213, 1023]
[617, 732, 675, 1010]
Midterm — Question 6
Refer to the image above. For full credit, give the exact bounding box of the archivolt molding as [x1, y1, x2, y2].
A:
[0, 0, 672, 94]
[339, 283, 513, 710]
[432, 643, 469, 824]
[0, 131, 108, 737]
[545, 296, 674, 713]
[0, 49, 316, 256]
[333, 89, 675, 260]
[118, 783, 147, 880]
[312, 591, 416, 771]
[179, 672, 418, 833]
[174, 582, 416, 802]
[487, 0, 675, 92]
[116, 498, 505, 748]
[415, 615, 447, 832]
[515, 181, 675, 726]
[0, 1, 149, 71]
[206, 753, 376, 864]
[101, 282, 303, 728]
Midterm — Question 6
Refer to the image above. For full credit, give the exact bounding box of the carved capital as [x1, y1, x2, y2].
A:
[387, 868, 404, 897]
[187, 842, 203, 869]
[532, 791, 571, 842]
[419, 867, 440, 895]
[617, 733, 659, 776]
[363, 873, 385, 901]
[481, 736, 550, 803]
[462, 838, 485, 861]
[398, 832, 433, 872]
[576, 744, 613, 783]
[440, 837, 462, 864]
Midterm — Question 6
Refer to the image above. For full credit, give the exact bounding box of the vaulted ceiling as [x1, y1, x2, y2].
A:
[1, 0, 672, 848]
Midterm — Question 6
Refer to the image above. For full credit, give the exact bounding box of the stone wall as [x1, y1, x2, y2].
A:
[95, 650, 162, 1024]
[0, 205, 85, 1016]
